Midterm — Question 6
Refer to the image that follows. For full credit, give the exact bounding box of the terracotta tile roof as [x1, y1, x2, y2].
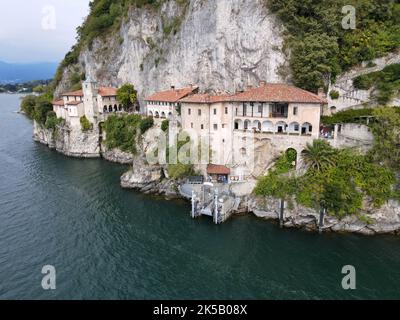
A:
[179, 84, 326, 105]
[65, 100, 83, 106]
[146, 86, 198, 103]
[207, 164, 231, 175]
[232, 83, 327, 104]
[98, 87, 118, 97]
[179, 93, 234, 104]
[52, 99, 64, 106]
[62, 90, 83, 97]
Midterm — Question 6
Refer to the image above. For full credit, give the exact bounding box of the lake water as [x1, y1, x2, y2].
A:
[0, 93, 399, 299]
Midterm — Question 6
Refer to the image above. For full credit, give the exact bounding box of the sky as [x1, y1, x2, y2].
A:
[0, 0, 91, 63]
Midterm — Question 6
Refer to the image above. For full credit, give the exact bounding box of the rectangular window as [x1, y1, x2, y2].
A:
[198, 109, 202, 116]
[293, 107, 298, 116]
[225, 107, 228, 114]
[201, 124, 204, 130]
[258, 105, 262, 113]
[188, 108, 191, 115]
[213, 124, 218, 130]
[294, 124, 299, 131]
[191, 123, 194, 129]
[222, 124, 226, 129]
[214, 109, 217, 115]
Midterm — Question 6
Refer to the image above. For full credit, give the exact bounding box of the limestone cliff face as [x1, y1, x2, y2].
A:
[33, 121, 101, 158]
[55, 0, 288, 103]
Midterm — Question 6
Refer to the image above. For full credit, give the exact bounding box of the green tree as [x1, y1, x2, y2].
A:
[117, 83, 137, 110]
[370, 107, 400, 170]
[291, 33, 340, 91]
[20, 95, 37, 118]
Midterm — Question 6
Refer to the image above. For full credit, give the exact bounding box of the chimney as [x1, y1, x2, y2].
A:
[259, 80, 267, 87]
[171, 85, 175, 90]
[317, 87, 327, 99]
[247, 85, 253, 91]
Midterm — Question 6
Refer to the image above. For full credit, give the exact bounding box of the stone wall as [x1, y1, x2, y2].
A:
[248, 196, 400, 236]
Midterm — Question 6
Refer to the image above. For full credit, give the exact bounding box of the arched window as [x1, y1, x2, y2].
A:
[244, 120, 251, 130]
[103, 106, 108, 113]
[109, 105, 113, 112]
[234, 119, 243, 130]
[161, 112, 166, 118]
[114, 105, 118, 112]
[275, 121, 287, 133]
[252, 120, 261, 131]
[301, 122, 313, 135]
[155, 111, 160, 118]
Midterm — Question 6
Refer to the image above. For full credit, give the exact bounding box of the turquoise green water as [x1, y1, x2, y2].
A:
[0, 94, 399, 299]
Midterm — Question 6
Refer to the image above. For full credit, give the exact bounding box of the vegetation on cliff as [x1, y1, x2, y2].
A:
[266, 0, 400, 92]
[80, 116, 93, 132]
[20, 93, 64, 130]
[353, 63, 400, 104]
[103, 114, 154, 154]
[255, 107, 400, 217]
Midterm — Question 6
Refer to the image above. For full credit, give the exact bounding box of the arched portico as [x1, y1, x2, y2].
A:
[262, 121, 274, 132]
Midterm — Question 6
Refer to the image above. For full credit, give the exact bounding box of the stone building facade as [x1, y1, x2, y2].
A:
[52, 78, 121, 128]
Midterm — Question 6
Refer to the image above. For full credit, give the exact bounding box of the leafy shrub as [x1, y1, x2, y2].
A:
[103, 114, 142, 153]
[329, 90, 339, 100]
[80, 115, 93, 132]
[139, 117, 154, 134]
[168, 163, 194, 180]
[161, 120, 169, 132]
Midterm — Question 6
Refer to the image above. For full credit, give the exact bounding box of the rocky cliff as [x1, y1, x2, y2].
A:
[55, 0, 287, 103]
[33, 121, 101, 158]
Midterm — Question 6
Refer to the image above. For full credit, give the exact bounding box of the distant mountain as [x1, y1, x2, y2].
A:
[0, 61, 58, 83]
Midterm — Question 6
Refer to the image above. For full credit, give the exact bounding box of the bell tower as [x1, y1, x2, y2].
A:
[83, 75, 98, 122]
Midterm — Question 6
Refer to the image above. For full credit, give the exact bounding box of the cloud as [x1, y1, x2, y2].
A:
[0, 0, 90, 63]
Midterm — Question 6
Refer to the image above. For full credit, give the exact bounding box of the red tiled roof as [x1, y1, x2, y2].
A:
[232, 83, 327, 104]
[207, 164, 231, 175]
[179, 93, 234, 104]
[62, 90, 83, 97]
[179, 83, 327, 104]
[146, 86, 198, 103]
[98, 87, 118, 97]
[65, 100, 82, 106]
[52, 99, 64, 106]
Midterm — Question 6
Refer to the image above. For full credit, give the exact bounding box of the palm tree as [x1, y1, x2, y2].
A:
[301, 139, 337, 171]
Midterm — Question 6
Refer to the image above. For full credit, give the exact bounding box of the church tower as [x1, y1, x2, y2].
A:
[82, 75, 98, 123]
